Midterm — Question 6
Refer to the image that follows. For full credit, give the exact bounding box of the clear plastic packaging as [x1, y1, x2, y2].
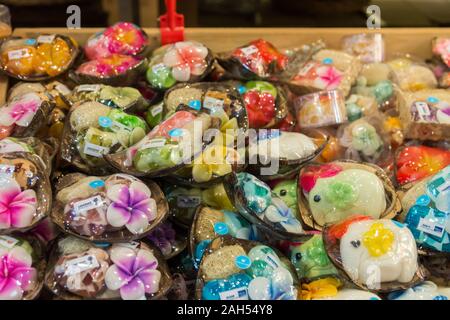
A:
[341, 33, 384, 63]
[196, 236, 299, 300]
[224, 172, 305, 240]
[293, 90, 348, 129]
[301, 280, 381, 300]
[0, 149, 51, 233]
[388, 281, 450, 300]
[323, 215, 426, 292]
[0, 91, 55, 139]
[164, 184, 205, 229]
[298, 161, 400, 230]
[388, 56, 438, 91]
[51, 173, 168, 241]
[146, 221, 186, 259]
[398, 89, 450, 141]
[0, 35, 79, 81]
[285, 49, 361, 97]
[432, 37, 450, 68]
[0, 233, 45, 300]
[146, 41, 214, 90]
[45, 236, 172, 300]
[217, 39, 289, 80]
[60, 100, 149, 174]
[0, 5, 11, 39]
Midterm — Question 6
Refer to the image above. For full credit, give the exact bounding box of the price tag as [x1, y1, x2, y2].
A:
[177, 195, 201, 208]
[415, 101, 431, 120]
[0, 235, 19, 249]
[151, 104, 163, 117]
[141, 138, 166, 150]
[83, 142, 110, 158]
[417, 212, 447, 238]
[7, 48, 31, 60]
[110, 121, 132, 133]
[203, 96, 224, 110]
[73, 195, 104, 217]
[241, 45, 258, 56]
[219, 287, 249, 300]
[37, 35, 56, 44]
[77, 84, 101, 93]
[64, 255, 100, 276]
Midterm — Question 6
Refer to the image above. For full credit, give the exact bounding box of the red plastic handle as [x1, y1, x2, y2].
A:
[165, 0, 177, 29]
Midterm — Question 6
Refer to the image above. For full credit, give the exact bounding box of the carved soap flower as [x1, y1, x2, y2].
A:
[362, 222, 395, 257]
[163, 41, 209, 82]
[0, 178, 37, 230]
[351, 122, 383, 157]
[313, 65, 343, 90]
[0, 94, 41, 127]
[106, 181, 157, 234]
[105, 246, 161, 300]
[325, 181, 358, 210]
[0, 246, 37, 300]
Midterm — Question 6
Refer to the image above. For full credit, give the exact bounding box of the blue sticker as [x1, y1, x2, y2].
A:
[235, 255, 251, 269]
[416, 194, 431, 206]
[322, 58, 333, 65]
[188, 100, 201, 111]
[93, 242, 111, 248]
[169, 128, 184, 137]
[370, 297, 381, 300]
[25, 39, 37, 45]
[392, 220, 404, 228]
[433, 295, 448, 300]
[98, 116, 112, 128]
[89, 180, 105, 189]
[237, 85, 247, 95]
[214, 222, 229, 235]
[427, 96, 439, 103]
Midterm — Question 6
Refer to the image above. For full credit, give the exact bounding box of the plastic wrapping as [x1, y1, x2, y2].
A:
[0, 91, 55, 139]
[285, 49, 361, 97]
[146, 41, 214, 90]
[388, 56, 438, 91]
[224, 172, 305, 240]
[60, 100, 149, 174]
[293, 90, 348, 129]
[388, 281, 450, 300]
[298, 161, 401, 230]
[104, 107, 221, 178]
[45, 236, 172, 300]
[0, 150, 51, 233]
[195, 236, 299, 300]
[398, 89, 450, 141]
[301, 281, 381, 300]
[51, 173, 168, 241]
[403, 165, 449, 253]
[190, 206, 259, 267]
[0, 5, 11, 39]
[217, 39, 289, 80]
[432, 37, 450, 68]
[84, 22, 152, 60]
[395, 145, 450, 187]
[147, 221, 186, 259]
[69, 84, 148, 112]
[336, 116, 392, 166]
[0, 233, 45, 300]
[0, 35, 79, 81]
[323, 215, 426, 292]
[341, 33, 384, 63]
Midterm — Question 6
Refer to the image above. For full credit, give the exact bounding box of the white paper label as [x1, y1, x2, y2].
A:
[417, 215, 446, 238]
[110, 121, 132, 133]
[0, 235, 19, 249]
[64, 255, 100, 276]
[73, 195, 104, 216]
[55, 84, 71, 96]
[241, 45, 258, 56]
[203, 96, 224, 110]
[83, 142, 110, 158]
[416, 102, 431, 120]
[7, 48, 31, 60]
[177, 195, 201, 208]
[151, 104, 163, 117]
[298, 62, 315, 76]
[77, 84, 101, 93]
[152, 63, 166, 73]
[37, 35, 55, 43]
[219, 287, 249, 300]
[0, 164, 15, 177]
[141, 138, 166, 150]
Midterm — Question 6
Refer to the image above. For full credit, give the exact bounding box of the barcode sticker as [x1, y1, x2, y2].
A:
[64, 255, 100, 276]
[241, 45, 258, 56]
[177, 195, 201, 208]
[0, 235, 19, 249]
[151, 104, 163, 116]
[8, 49, 31, 60]
[83, 142, 110, 158]
[141, 138, 166, 150]
[416, 101, 431, 120]
[37, 35, 56, 44]
[417, 214, 446, 238]
[203, 96, 224, 110]
[73, 195, 104, 216]
[219, 287, 249, 300]
[77, 84, 101, 93]
[110, 121, 132, 133]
